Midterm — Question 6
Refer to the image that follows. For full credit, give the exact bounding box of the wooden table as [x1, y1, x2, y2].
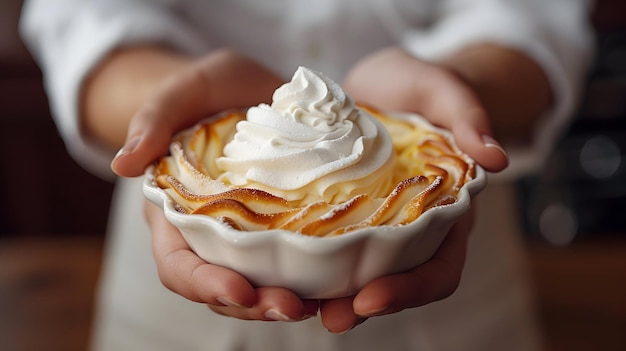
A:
[0, 235, 104, 351]
[0, 234, 624, 351]
[528, 238, 626, 351]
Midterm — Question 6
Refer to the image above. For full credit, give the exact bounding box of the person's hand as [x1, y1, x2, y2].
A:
[144, 200, 320, 322]
[317, 47, 509, 333]
[321, 208, 474, 333]
[111, 48, 285, 177]
[112, 49, 319, 322]
[343, 47, 509, 172]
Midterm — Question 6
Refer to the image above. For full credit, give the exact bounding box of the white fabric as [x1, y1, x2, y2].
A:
[20, 0, 594, 180]
[20, 0, 594, 350]
[97, 177, 542, 351]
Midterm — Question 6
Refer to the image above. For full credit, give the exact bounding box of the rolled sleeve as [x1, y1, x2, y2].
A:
[20, 0, 211, 179]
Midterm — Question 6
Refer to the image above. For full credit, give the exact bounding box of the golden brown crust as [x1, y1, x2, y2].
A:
[152, 107, 476, 236]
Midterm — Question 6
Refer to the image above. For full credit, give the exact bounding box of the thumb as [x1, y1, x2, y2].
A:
[447, 107, 509, 173]
[111, 50, 284, 178]
[110, 109, 177, 177]
[110, 68, 213, 177]
[419, 69, 509, 173]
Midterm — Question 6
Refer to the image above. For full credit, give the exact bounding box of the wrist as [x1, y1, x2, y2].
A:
[81, 46, 193, 150]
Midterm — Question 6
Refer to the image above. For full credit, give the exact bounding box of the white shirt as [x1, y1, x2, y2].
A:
[20, 1, 594, 350]
[21, 0, 593, 179]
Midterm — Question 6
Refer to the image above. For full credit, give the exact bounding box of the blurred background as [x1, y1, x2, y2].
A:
[1, 0, 625, 350]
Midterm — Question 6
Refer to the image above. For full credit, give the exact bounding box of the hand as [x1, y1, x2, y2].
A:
[145, 200, 319, 322]
[321, 208, 474, 333]
[316, 47, 508, 333]
[343, 47, 509, 172]
[111, 48, 284, 177]
[113, 49, 319, 322]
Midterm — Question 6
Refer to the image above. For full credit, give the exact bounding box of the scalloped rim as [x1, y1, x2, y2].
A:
[142, 111, 488, 297]
[144, 166, 485, 248]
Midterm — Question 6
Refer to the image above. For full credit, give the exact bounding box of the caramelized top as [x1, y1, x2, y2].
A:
[153, 106, 476, 237]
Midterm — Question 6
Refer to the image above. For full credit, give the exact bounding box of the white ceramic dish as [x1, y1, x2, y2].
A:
[143, 113, 487, 299]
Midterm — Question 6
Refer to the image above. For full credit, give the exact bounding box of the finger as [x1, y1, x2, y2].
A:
[110, 68, 217, 177]
[112, 49, 284, 177]
[319, 296, 367, 334]
[418, 67, 509, 172]
[209, 287, 319, 322]
[344, 48, 508, 172]
[145, 200, 257, 308]
[353, 208, 475, 317]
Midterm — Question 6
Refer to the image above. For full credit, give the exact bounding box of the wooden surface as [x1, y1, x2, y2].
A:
[0, 234, 624, 351]
[0, 235, 104, 351]
[528, 238, 626, 351]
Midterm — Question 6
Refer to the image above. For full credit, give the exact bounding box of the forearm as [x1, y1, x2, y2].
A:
[82, 47, 284, 153]
[440, 44, 553, 143]
[81, 46, 193, 151]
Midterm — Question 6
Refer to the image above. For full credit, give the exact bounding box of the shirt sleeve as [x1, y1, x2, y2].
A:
[20, 0, 212, 180]
[402, 0, 595, 176]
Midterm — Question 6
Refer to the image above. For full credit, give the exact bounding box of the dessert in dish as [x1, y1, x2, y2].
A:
[144, 66, 486, 298]
[150, 66, 476, 237]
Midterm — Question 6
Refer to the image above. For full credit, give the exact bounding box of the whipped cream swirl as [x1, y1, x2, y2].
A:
[216, 67, 394, 204]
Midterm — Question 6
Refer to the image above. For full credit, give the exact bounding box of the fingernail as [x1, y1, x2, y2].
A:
[265, 308, 295, 322]
[113, 136, 141, 161]
[300, 312, 318, 321]
[357, 306, 388, 317]
[330, 327, 351, 335]
[216, 296, 247, 308]
[329, 318, 367, 335]
[481, 134, 508, 160]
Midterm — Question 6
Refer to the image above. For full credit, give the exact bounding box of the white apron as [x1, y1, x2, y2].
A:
[90, 176, 542, 351]
[20, 1, 593, 350]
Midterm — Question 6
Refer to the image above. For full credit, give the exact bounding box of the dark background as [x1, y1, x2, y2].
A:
[1, 1, 114, 237]
[1, 1, 625, 350]
[519, 6, 626, 244]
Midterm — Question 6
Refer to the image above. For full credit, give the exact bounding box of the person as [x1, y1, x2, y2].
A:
[21, 0, 594, 350]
